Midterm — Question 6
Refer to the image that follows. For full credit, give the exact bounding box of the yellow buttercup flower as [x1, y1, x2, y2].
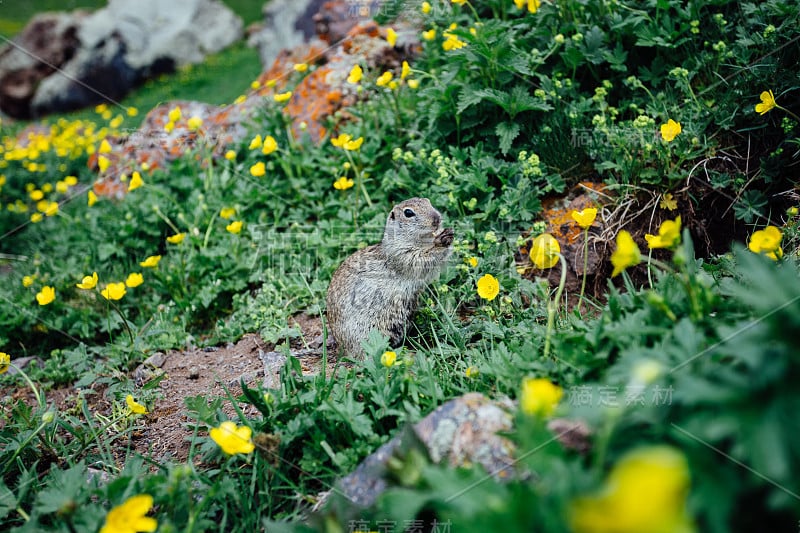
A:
[333, 176, 354, 190]
[660, 119, 682, 142]
[381, 350, 397, 367]
[128, 171, 143, 192]
[572, 207, 597, 229]
[293, 62, 308, 72]
[168, 106, 182, 123]
[127, 107, 138, 117]
[262, 135, 278, 155]
[0, 352, 9, 375]
[226, 220, 243, 234]
[164, 121, 175, 133]
[125, 273, 144, 288]
[748, 225, 783, 260]
[520, 377, 562, 417]
[187, 116, 203, 131]
[55, 180, 68, 194]
[331, 133, 352, 147]
[249, 134, 262, 150]
[755, 90, 776, 115]
[43, 201, 58, 217]
[422, 1, 431, 13]
[250, 80, 261, 90]
[442, 32, 466, 51]
[210, 421, 255, 455]
[422, 29, 436, 41]
[476, 273, 500, 301]
[465, 366, 479, 378]
[125, 394, 147, 414]
[376, 71, 393, 87]
[274, 91, 292, 103]
[140, 255, 162, 268]
[224, 149, 237, 161]
[467, 256, 478, 267]
[250, 162, 266, 177]
[611, 231, 641, 277]
[100, 494, 157, 533]
[347, 64, 363, 84]
[98, 155, 110, 173]
[407, 79, 420, 89]
[31, 213, 43, 223]
[76, 272, 98, 290]
[452, 0, 466, 5]
[220, 207, 236, 219]
[22, 275, 34, 288]
[645, 216, 682, 249]
[36, 286, 55, 306]
[386, 27, 398, 46]
[401, 61, 411, 80]
[101, 282, 126, 301]
[660, 193, 678, 211]
[569, 446, 694, 533]
[64, 175, 78, 186]
[98, 139, 112, 154]
[166, 232, 185, 244]
[88, 190, 98, 207]
[343, 137, 364, 151]
[530, 233, 561, 269]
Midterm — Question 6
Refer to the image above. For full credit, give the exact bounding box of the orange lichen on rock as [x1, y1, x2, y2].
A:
[541, 182, 607, 244]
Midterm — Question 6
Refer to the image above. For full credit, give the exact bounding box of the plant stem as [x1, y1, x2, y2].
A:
[578, 228, 589, 312]
[543, 254, 568, 360]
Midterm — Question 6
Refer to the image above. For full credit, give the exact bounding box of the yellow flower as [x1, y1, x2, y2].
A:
[333, 176, 354, 190]
[381, 350, 397, 367]
[660, 119, 682, 142]
[31, 213, 43, 223]
[168, 106, 182, 123]
[127, 107, 138, 117]
[164, 121, 175, 133]
[101, 282, 126, 301]
[520, 377, 562, 417]
[376, 71, 393, 87]
[422, 29, 436, 41]
[401, 61, 411, 80]
[569, 446, 694, 533]
[56, 180, 68, 193]
[0, 352, 9, 375]
[44, 201, 58, 217]
[224, 150, 236, 161]
[262, 135, 278, 155]
[109, 115, 123, 129]
[36, 286, 55, 306]
[476, 273, 500, 301]
[755, 90, 776, 115]
[530, 233, 561, 269]
[526, 0, 541, 13]
[22, 275, 34, 288]
[226, 220, 243, 234]
[88, 190, 98, 207]
[98, 139, 112, 154]
[344, 137, 364, 151]
[347, 64, 363, 84]
[645, 216, 682, 249]
[125, 394, 147, 414]
[64, 175, 78, 186]
[748, 225, 783, 261]
[611, 231, 641, 277]
[572, 207, 597, 229]
[274, 91, 292, 103]
[125, 273, 144, 288]
[452, 0, 466, 4]
[386, 27, 398, 47]
[422, 1, 431, 13]
[293, 62, 308, 72]
[187, 116, 203, 131]
[95, 103, 108, 114]
[76, 272, 98, 290]
[250, 80, 261, 90]
[408, 79, 420, 89]
[210, 421, 255, 455]
[465, 366, 479, 378]
[660, 193, 678, 211]
[331, 133, 352, 147]
[442, 32, 466, 51]
[220, 207, 236, 219]
[98, 155, 110, 173]
[100, 494, 157, 533]
[467, 256, 478, 267]
[128, 171, 143, 192]
[249, 134, 262, 150]
[250, 162, 266, 177]
[140, 255, 162, 268]
[166, 232, 185, 244]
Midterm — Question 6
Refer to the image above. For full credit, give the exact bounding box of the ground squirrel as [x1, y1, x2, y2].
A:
[326, 198, 454, 357]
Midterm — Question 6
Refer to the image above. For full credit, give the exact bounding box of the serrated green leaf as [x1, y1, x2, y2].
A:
[496, 122, 521, 155]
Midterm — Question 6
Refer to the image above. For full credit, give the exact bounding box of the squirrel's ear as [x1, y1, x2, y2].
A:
[390, 211, 395, 220]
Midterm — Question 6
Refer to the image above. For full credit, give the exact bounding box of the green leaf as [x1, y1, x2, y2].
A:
[0, 480, 16, 520]
[496, 122, 521, 155]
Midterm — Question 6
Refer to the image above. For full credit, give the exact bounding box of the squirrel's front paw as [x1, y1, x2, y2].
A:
[435, 227, 455, 247]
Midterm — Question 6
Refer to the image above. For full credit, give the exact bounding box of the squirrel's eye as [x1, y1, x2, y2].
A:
[403, 208, 416, 218]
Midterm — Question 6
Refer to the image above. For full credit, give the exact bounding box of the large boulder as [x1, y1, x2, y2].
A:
[0, 0, 243, 119]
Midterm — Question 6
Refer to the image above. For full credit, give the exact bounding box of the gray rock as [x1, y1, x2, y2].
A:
[259, 350, 288, 389]
[248, 0, 326, 69]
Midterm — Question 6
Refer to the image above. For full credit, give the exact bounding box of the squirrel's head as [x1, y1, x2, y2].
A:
[383, 197, 447, 249]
